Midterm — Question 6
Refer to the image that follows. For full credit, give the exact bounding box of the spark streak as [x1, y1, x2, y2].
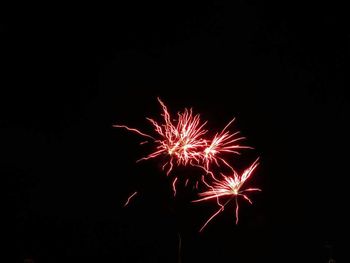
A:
[112, 125, 155, 140]
[172, 177, 178, 197]
[124, 191, 138, 207]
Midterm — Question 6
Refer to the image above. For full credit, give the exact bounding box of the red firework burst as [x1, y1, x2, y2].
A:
[202, 118, 252, 173]
[193, 158, 261, 232]
[114, 97, 208, 175]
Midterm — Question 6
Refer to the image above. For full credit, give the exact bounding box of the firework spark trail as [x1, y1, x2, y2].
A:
[112, 125, 155, 140]
[202, 118, 253, 173]
[172, 177, 178, 197]
[124, 191, 138, 207]
[193, 158, 261, 231]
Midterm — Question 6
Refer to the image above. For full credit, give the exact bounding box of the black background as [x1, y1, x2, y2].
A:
[2, 2, 349, 262]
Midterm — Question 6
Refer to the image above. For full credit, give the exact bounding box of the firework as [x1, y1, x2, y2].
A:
[193, 158, 261, 232]
[202, 118, 252, 173]
[114, 97, 208, 175]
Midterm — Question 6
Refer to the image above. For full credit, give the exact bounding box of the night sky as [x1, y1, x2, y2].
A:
[2, 2, 349, 262]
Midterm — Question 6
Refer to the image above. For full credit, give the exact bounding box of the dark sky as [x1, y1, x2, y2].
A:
[2, 2, 349, 262]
